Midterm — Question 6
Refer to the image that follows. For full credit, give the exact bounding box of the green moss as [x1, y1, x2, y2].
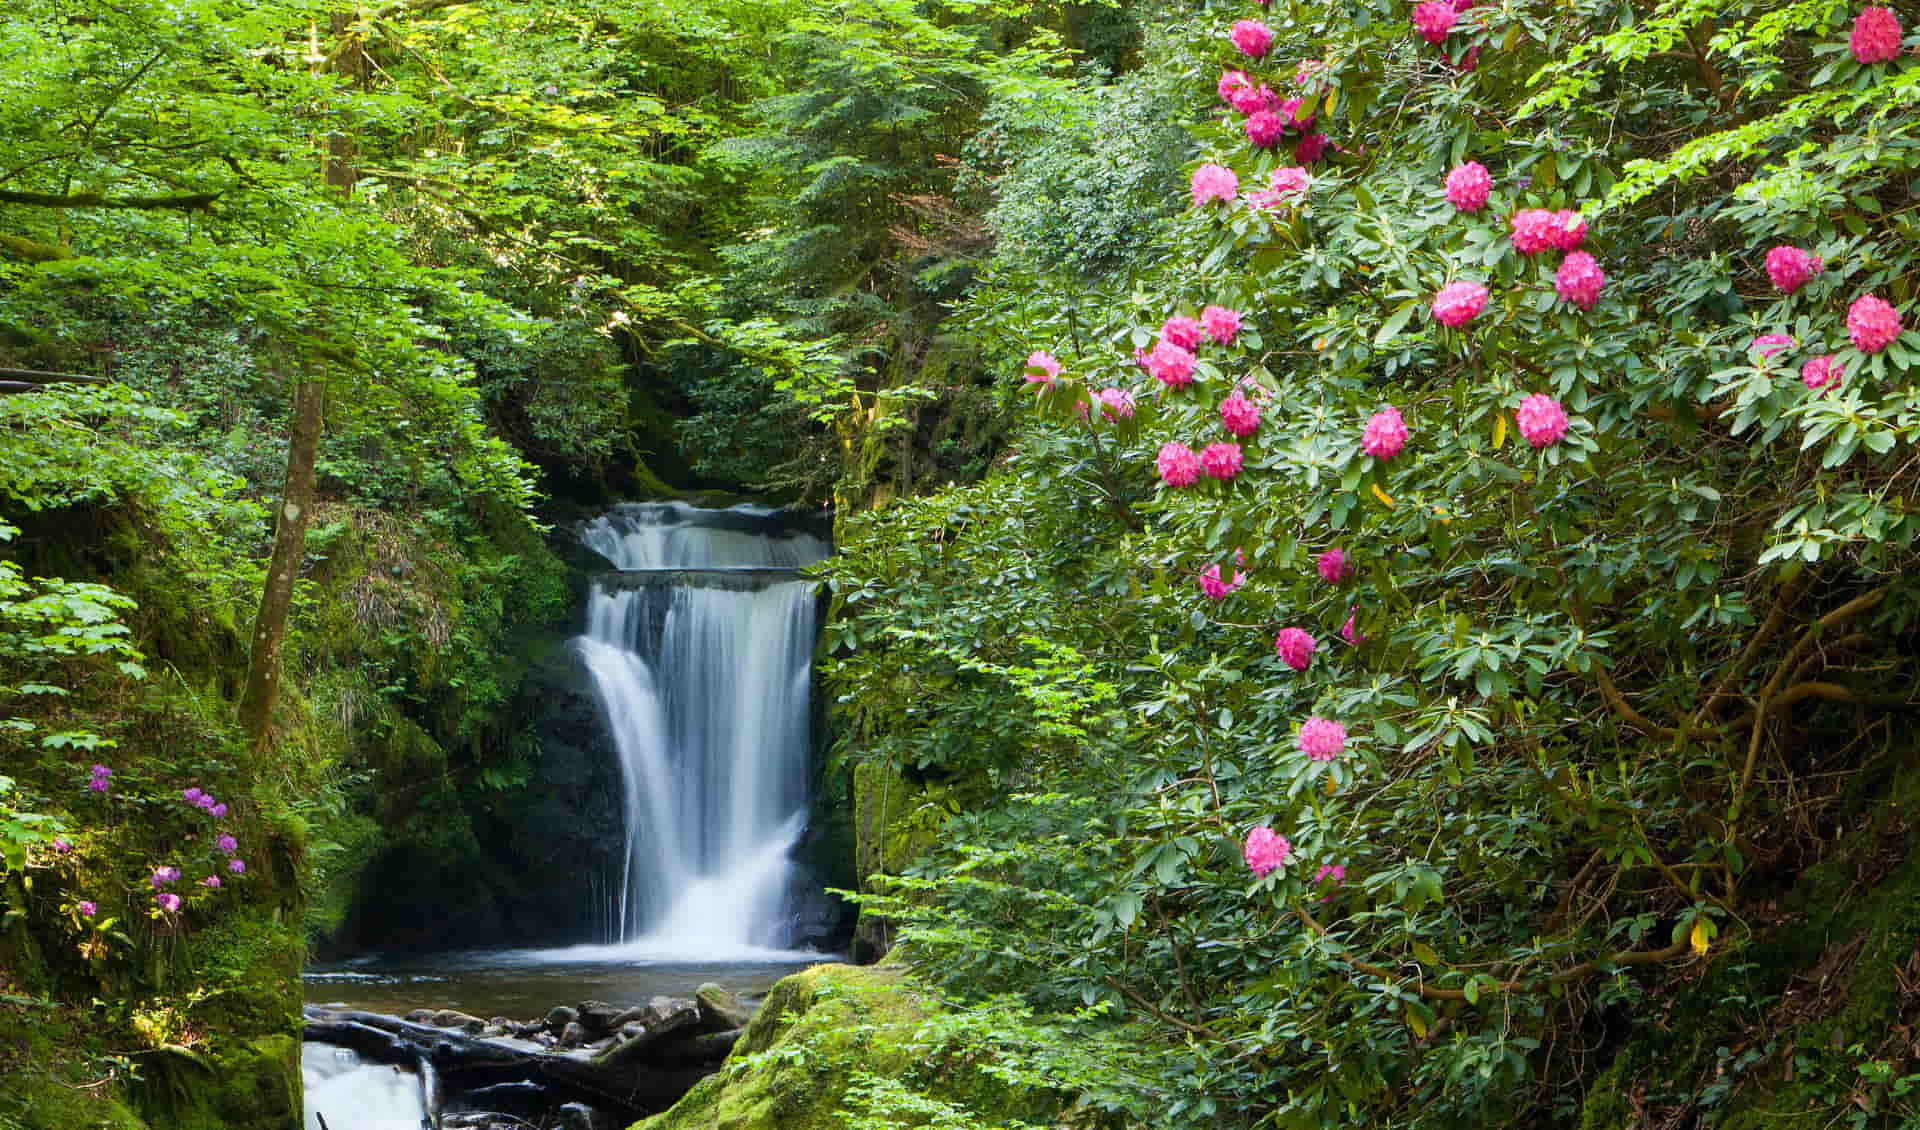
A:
[0, 1005, 147, 1130]
[634, 962, 1051, 1130]
[1578, 762, 1920, 1130]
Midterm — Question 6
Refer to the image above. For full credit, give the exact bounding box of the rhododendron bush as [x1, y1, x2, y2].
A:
[823, 0, 1920, 1123]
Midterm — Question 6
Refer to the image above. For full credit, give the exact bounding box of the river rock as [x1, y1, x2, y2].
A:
[557, 1101, 611, 1130]
[576, 999, 626, 1033]
[559, 1021, 590, 1047]
[431, 1009, 489, 1032]
[695, 983, 755, 1031]
[546, 1005, 580, 1033]
[591, 997, 700, 1067]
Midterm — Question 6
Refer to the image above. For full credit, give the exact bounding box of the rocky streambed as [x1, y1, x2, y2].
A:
[303, 982, 760, 1129]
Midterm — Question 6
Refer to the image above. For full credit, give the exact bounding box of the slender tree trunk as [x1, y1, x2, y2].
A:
[239, 376, 324, 751]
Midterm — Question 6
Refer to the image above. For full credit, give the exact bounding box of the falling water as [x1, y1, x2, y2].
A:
[573, 503, 828, 956]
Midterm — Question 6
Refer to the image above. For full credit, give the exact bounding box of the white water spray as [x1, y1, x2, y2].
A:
[573, 503, 828, 958]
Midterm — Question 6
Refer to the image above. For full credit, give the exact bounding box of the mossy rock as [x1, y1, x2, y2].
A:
[0, 1005, 149, 1130]
[1578, 760, 1920, 1130]
[633, 962, 1050, 1130]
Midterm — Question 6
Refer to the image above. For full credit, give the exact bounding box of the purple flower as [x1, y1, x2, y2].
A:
[87, 778, 109, 794]
[150, 866, 180, 889]
[77, 900, 97, 918]
[194, 794, 216, 811]
[156, 893, 181, 913]
[201, 876, 222, 889]
[89, 765, 112, 779]
[217, 834, 239, 856]
[183, 787, 204, 804]
[50, 838, 73, 854]
[209, 803, 227, 819]
[227, 859, 246, 876]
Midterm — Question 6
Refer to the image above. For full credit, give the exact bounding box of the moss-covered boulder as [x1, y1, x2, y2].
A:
[633, 961, 1052, 1130]
[1578, 762, 1920, 1130]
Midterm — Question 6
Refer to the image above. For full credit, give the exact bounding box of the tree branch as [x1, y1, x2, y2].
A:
[0, 189, 220, 211]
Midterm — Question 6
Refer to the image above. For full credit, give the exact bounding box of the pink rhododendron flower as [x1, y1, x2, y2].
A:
[1199, 563, 1247, 600]
[1851, 6, 1903, 63]
[77, 900, 97, 918]
[1432, 281, 1490, 327]
[87, 777, 108, 794]
[1444, 161, 1491, 211]
[1161, 316, 1203, 351]
[1250, 166, 1312, 209]
[217, 834, 239, 856]
[1554, 252, 1606, 311]
[1314, 864, 1346, 884]
[150, 866, 180, 888]
[1362, 407, 1408, 459]
[1515, 394, 1569, 447]
[1191, 163, 1239, 206]
[1847, 294, 1903, 354]
[156, 893, 181, 913]
[1097, 387, 1136, 419]
[1244, 826, 1292, 877]
[1451, 44, 1481, 71]
[1801, 354, 1843, 391]
[1245, 110, 1286, 148]
[1231, 19, 1275, 57]
[1298, 717, 1348, 761]
[1147, 341, 1198, 388]
[1273, 627, 1317, 670]
[194, 793, 215, 811]
[1750, 334, 1796, 359]
[183, 787, 203, 804]
[1509, 209, 1559, 254]
[1201, 305, 1243, 345]
[50, 838, 72, 854]
[1317, 548, 1351, 584]
[201, 875, 222, 889]
[1764, 245, 1823, 294]
[1413, 0, 1456, 43]
[1024, 350, 1060, 385]
[1226, 82, 1279, 116]
[1157, 442, 1202, 487]
[1200, 442, 1244, 480]
[1293, 132, 1330, 165]
[1219, 393, 1261, 437]
[1550, 210, 1588, 251]
[228, 858, 247, 875]
[209, 803, 227, 818]
[1277, 97, 1314, 131]
[1340, 613, 1366, 645]
[1218, 70, 1255, 106]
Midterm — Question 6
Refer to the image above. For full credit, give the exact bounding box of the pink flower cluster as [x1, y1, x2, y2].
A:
[1202, 305, 1242, 344]
[1199, 563, 1247, 600]
[1848, 294, 1903, 355]
[1851, 6, 1903, 63]
[1750, 334, 1795, 360]
[1317, 548, 1351, 584]
[1146, 340, 1196, 388]
[1511, 208, 1585, 254]
[1432, 281, 1489, 327]
[1097, 387, 1135, 419]
[1200, 442, 1244, 480]
[1244, 826, 1291, 877]
[1220, 393, 1262, 437]
[1413, 0, 1456, 43]
[1274, 627, 1317, 670]
[1764, 245, 1823, 293]
[1231, 20, 1274, 58]
[1515, 394, 1569, 448]
[1191, 163, 1239, 206]
[1445, 162, 1491, 212]
[1362, 407, 1408, 460]
[1157, 442, 1203, 487]
[1801, 354, 1843, 391]
[1298, 717, 1347, 761]
[1248, 166, 1312, 209]
[1024, 351, 1060, 385]
[1555, 252, 1607, 312]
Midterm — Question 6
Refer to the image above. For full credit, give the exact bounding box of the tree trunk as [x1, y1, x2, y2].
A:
[238, 375, 324, 751]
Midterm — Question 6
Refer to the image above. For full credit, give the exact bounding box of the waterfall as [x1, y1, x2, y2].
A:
[573, 503, 828, 957]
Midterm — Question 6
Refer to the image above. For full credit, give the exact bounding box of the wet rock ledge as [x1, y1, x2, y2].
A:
[304, 984, 759, 1128]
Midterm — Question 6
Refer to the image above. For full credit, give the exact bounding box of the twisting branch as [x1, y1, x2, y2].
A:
[1697, 573, 1804, 724]
[1737, 586, 1889, 801]
[1293, 907, 1693, 1003]
[1590, 662, 1679, 741]
[0, 189, 220, 211]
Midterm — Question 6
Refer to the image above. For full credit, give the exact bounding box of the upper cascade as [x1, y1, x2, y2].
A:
[580, 503, 831, 572]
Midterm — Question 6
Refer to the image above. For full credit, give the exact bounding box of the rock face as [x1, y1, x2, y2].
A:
[635, 962, 1056, 1130]
[695, 983, 757, 1031]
